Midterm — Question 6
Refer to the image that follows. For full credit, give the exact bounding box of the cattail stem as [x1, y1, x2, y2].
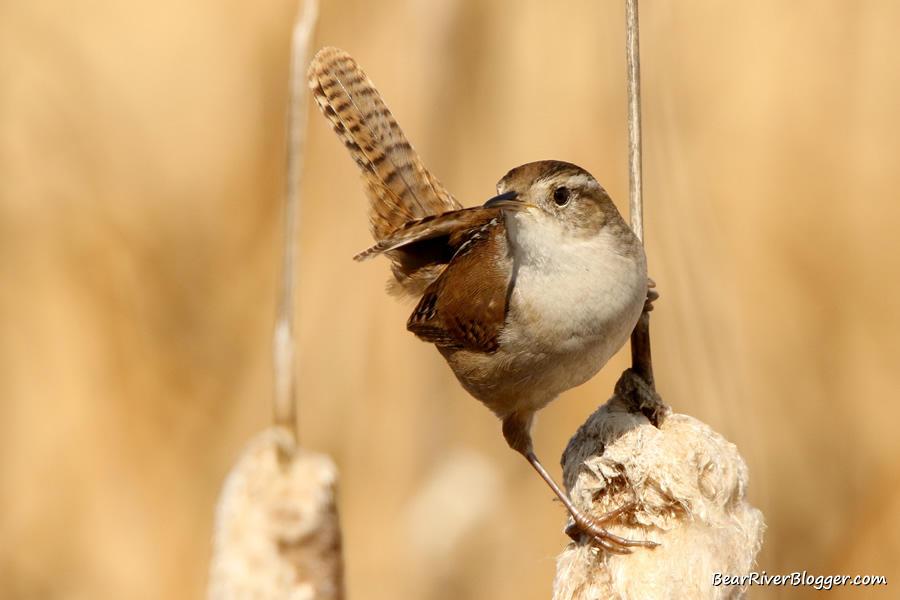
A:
[209, 4, 346, 600]
[626, 0, 655, 391]
[274, 0, 319, 455]
[626, 0, 643, 243]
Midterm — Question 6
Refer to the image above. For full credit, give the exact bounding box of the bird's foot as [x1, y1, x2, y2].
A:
[644, 278, 658, 312]
[565, 502, 660, 554]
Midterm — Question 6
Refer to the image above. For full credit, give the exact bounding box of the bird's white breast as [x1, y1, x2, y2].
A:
[498, 210, 647, 406]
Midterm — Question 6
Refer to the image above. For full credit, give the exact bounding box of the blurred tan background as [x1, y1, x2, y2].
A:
[2, 0, 899, 598]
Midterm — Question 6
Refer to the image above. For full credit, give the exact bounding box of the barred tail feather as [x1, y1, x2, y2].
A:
[308, 47, 461, 240]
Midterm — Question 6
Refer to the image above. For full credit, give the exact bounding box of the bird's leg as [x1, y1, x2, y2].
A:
[630, 279, 658, 389]
[524, 451, 659, 553]
[502, 414, 659, 554]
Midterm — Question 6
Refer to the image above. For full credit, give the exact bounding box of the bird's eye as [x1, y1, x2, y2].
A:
[552, 187, 570, 206]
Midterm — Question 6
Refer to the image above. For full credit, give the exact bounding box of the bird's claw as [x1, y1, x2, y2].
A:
[565, 502, 660, 554]
[644, 278, 659, 312]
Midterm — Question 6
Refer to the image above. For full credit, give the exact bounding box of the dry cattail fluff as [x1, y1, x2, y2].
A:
[554, 372, 764, 600]
[207, 428, 343, 600]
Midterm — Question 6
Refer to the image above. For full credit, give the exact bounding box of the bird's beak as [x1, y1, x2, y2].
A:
[482, 190, 529, 211]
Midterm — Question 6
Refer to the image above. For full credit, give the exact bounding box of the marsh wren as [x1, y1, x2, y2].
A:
[309, 47, 656, 552]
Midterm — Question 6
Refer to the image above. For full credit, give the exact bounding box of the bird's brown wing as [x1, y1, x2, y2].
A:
[308, 47, 461, 242]
[353, 206, 492, 262]
[406, 214, 512, 353]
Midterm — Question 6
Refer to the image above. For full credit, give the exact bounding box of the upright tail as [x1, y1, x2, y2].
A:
[307, 47, 461, 241]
